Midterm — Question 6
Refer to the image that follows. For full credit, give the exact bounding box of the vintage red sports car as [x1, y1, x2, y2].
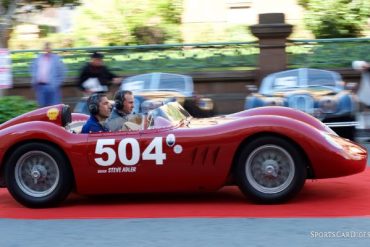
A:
[0, 102, 367, 208]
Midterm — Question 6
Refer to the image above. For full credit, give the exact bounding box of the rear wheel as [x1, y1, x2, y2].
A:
[235, 136, 307, 203]
[5, 143, 73, 208]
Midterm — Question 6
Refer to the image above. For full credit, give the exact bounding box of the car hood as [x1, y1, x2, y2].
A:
[188, 115, 240, 127]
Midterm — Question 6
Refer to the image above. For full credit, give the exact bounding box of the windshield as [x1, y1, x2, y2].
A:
[148, 102, 191, 128]
[260, 68, 343, 94]
[121, 73, 191, 93]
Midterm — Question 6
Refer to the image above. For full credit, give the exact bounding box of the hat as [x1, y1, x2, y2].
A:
[91, 51, 104, 59]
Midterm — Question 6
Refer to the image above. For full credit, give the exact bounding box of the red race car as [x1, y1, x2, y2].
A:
[0, 102, 367, 208]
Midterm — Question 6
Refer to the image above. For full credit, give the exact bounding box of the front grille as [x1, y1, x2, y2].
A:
[288, 95, 314, 114]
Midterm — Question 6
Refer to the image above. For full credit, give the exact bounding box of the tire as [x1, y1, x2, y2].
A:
[5, 143, 73, 208]
[235, 136, 307, 203]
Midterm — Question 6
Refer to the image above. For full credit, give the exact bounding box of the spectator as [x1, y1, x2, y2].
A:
[81, 93, 112, 134]
[77, 51, 121, 95]
[353, 60, 370, 109]
[30, 42, 66, 107]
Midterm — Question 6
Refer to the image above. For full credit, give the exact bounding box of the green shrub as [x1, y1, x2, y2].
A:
[0, 96, 38, 124]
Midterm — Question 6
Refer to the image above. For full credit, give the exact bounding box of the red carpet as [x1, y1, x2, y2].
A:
[1, 168, 370, 219]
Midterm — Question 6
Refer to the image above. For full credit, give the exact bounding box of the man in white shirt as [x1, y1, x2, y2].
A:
[30, 42, 67, 107]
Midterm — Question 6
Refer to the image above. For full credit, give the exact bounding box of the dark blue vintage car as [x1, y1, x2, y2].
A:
[245, 68, 359, 139]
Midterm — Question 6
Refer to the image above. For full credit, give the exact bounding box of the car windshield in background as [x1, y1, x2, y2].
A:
[261, 68, 343, 94]
[122, 73, 187, 92]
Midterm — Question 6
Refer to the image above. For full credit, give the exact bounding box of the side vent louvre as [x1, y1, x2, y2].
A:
[191, 146, 221, 166]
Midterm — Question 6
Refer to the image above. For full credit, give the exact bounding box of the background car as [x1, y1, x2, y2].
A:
[245, 68, 359, 140]
[120, 72, 215, 117]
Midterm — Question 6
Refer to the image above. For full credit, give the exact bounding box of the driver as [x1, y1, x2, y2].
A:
[105, 90, 135, 131]
[81, 93, 112, 133]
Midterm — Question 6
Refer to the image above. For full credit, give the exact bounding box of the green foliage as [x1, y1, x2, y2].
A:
[72, 0, 183, 46]
[0, 96, 37, 124]
[287, 39, 370, 68]
[299, 0, 370, 38]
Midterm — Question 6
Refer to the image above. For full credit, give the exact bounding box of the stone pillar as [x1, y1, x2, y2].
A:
[250, 13, 293, 82]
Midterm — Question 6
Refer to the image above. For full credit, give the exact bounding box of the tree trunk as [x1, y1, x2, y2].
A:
[0, 0, 19, 48]
[0, 25, 11, 48]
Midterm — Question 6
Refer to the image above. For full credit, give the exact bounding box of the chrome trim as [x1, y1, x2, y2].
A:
[288, 95, 314, 114]
[325, 121, 358, 127]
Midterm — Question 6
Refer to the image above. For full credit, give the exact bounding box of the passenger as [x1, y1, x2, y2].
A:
[81, 93, 112, 134]
[105, 90, 135, 131]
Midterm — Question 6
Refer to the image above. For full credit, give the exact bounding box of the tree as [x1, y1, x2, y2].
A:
[299, 0, 370, 38]
[0, 0, 80, 47]
[72, 0, 183, 46]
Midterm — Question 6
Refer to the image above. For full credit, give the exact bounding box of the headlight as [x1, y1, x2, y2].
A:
[319, 97, 337, 113]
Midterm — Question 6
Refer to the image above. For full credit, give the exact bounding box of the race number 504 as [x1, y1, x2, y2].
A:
[94, 137, 166, 166]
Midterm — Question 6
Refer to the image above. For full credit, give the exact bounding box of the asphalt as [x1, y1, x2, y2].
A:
[1, 218, 370, 247]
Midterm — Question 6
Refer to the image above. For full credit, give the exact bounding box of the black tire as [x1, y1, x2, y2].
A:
[235, 136, 307, 203]
[5, 143, 73, 208]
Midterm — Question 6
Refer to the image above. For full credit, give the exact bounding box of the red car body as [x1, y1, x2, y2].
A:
[0, 103, 367, 207]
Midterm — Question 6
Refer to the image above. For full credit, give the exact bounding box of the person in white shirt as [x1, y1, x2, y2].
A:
[30, 42, 67, 107]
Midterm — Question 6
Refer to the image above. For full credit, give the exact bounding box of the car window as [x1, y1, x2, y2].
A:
[122, 74, 152, 91]
[272, 70, 299, 89]
[307, 70, 338, 87]
[158, 74, 186, 91]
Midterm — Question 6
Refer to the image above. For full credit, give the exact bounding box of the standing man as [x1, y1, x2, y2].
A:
[81, 93, 112, 134]
[77, 51, 121, 95]
[106, 90, 135, 131]
[30, 42, 66, 107]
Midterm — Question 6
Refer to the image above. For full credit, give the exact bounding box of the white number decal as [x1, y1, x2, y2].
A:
[118, 138, 140, 166]
[142, 137, 166, 165]
[95, 137, 168, 166]
[95, 139, 116, 166]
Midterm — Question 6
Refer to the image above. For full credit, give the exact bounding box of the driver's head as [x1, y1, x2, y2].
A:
[114, 90, 134, 114]
[87, 93, 112, 120]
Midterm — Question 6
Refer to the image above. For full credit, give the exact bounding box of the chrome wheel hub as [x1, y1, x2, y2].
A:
[15, 151, 60, 197]
[246, 144, 295, 194]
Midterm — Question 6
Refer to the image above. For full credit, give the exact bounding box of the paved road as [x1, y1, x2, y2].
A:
[1, 218, 370, 247]
[1, 144, 370, 247]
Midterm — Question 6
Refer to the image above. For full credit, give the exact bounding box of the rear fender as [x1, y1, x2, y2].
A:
[229, 106, 335, 134]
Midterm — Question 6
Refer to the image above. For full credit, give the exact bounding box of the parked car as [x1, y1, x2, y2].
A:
[120, 72, 215, 117]
[0, 102, 366, 207]
[74, 73, 215, 118]
[245, 68, 359, 140]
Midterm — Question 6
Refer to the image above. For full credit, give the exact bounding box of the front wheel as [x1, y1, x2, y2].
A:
[235, 136, 307, 203]
[5, 143, 73, 208]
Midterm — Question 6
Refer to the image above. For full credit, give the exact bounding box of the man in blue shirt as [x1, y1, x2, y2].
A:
[81, 93, 112, 134]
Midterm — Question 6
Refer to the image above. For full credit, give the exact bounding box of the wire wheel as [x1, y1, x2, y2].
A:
[15, 151, 60, 198]
[245, 145, 295, 194]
